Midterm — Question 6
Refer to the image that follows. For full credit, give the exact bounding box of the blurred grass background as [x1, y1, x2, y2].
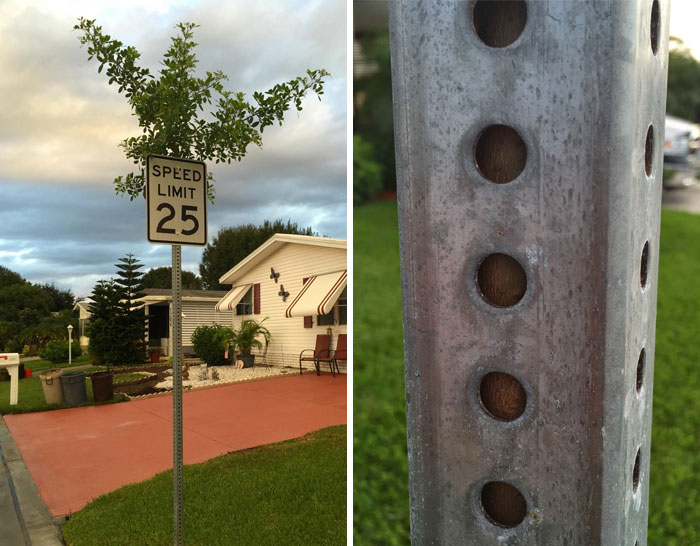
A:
[353, 201, 408, 545]
[353, 201, 700, 546]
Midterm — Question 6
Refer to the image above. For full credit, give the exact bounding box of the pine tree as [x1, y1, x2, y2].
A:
[87, 280, 122, 366]
[88, 254, 148, 366]
[114, 254, 148, 365]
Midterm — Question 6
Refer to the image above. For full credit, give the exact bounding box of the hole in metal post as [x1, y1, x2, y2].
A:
[474, 125, 527, 184]
[636, 349, 645, 394]
[479, 372, 527, 421]
[633, 449, 641, 493]
[472, 0, 527, 48]
[645, 125, 654, 176]
[480, 481, 527, 527]
[640, 241, 649, 289]
[476, 253, 527, 307]
[650, 0, 660, 55]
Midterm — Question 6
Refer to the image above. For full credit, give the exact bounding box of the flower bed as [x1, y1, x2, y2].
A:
[150, 364, 292, 393]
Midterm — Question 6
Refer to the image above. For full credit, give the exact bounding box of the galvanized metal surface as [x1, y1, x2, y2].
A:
[390, 1, 668, 544]
[171, 244, 184, 545]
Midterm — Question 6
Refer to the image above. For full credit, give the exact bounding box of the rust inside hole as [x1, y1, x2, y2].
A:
[476, 253, 527, 307]
[636, 348, 645, 394]
[650, 0, 660, 55]
[645, 125, 654, 176]
[474, 125, 527, 184]
[472, 0, 527, 48]
[480, 481, 527, 527]
[641, 241, 649, 289]
[633, 449, 641, 492]
[479, 372, 526, 421]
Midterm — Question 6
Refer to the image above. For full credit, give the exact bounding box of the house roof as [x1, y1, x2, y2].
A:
[218, 234, 347, 285]
[73, 300, 92, 312]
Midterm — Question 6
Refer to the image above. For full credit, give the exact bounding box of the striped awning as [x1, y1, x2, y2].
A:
[285, 271, 347, 318]
[215, 284, 251, 312]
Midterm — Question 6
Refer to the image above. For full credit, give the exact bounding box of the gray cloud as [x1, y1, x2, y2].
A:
[0, 177, 345, 297]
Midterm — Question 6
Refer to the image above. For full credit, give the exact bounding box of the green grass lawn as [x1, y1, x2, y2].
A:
[353, 201, 700, 545]
[62, 425, 346, 546]
[113, 372, 150, 383]
[23, 354, 91, 373]
[353, 201, 408, 545]
[649, 209, 700, 545]
[0, 370, 122, 415]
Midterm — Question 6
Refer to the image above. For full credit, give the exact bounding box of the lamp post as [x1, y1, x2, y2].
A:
[67, 324, 73, 365]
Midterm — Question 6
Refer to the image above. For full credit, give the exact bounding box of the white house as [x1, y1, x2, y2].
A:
[73, 300, 93, 351]
[138, 289, 233, 355]
[216, 233, 347, 372]
[75, 289, 234, 355]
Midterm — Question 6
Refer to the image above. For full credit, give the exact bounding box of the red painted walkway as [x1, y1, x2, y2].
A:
[4, 373, 346, 517]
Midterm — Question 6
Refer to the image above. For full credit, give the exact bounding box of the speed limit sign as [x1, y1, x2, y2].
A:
[146, 154, 207, 246]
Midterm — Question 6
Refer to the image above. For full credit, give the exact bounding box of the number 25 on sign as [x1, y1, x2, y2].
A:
[146, 154, 208, 246]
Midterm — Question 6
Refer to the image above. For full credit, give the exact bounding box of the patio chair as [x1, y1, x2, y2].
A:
[299, 335, 331, 375]
[318, 334, 347, 378]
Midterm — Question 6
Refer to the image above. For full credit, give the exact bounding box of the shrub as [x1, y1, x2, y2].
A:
[38, 340, 82, 363]
[191, 324, 233, 366]
[4, 338, 23, 353]
[354, 134, 384, 206]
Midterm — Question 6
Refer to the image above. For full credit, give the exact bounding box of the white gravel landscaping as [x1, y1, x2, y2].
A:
[154, 364, 295, 391]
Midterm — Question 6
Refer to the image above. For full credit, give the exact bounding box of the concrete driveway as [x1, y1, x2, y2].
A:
[4, 373, 346, 517]
[663, 182, 700, 214]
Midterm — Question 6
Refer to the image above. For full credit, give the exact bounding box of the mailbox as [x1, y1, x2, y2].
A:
[0, 353, 20, 405]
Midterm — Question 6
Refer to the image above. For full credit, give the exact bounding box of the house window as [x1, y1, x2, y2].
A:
[338, 288, 347, 325]
[236, 287, 253, 315]
[79, 318, 89, 338]
[317, 310, 334, 326]
[316, 287, 347, 326]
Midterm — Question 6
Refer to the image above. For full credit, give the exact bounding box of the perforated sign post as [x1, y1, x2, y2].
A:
[146, 153, 207, 546]
[391, 1, 668, 545]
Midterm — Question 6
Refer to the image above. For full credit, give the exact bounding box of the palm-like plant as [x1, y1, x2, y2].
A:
[233, 318, 271, 356]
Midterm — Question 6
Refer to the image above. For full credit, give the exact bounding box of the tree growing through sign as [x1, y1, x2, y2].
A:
[74, 18, 329, 202]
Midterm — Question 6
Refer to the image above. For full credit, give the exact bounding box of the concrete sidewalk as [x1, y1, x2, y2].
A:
[5, 372, 346, 518]
[0, 418, 62, 545]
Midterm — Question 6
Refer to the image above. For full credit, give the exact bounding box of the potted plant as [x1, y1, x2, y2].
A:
[148, 346, 163, 363]
[232, 318, 271, 368]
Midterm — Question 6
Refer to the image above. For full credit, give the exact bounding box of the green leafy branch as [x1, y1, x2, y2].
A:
[74, 18, 329, 202]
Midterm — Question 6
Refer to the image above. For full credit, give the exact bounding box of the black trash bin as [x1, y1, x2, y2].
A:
[61, 371, 87, 406]
[91, 371, 114, 402]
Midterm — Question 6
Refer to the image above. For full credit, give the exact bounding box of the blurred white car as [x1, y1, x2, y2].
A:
[664, 115, 700, 188]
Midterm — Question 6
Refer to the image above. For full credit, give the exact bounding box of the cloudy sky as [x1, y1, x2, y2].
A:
[670, 0, 700, 58]
[0, 0, 347, 297]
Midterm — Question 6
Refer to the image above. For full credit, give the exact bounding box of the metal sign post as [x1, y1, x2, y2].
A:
[146, 154, 207, 546]
[171, 244, 184, 545]
[390, 1, 668, 544]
